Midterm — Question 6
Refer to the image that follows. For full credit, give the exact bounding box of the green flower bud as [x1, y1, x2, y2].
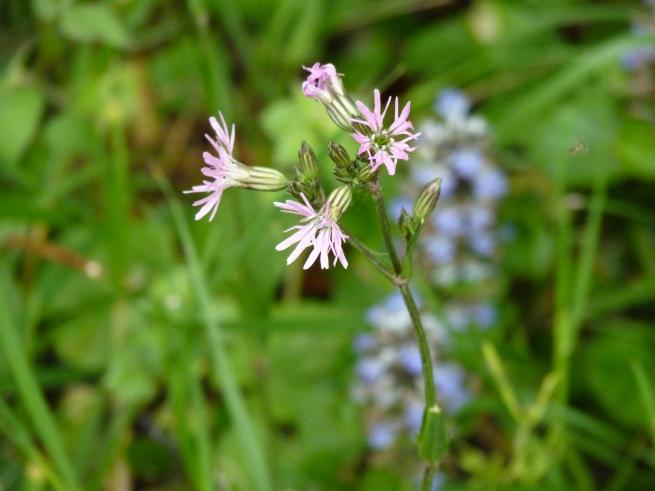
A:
[414, 177, 442, 223]
[356, 162, 376, 183]
[297, 141, 319, 182]
[326, 185, 352, 221]
[240, 166, 289, 191]
[351, 121, 371, 136]
[398, 207, 415, 240]
[328, 142, 351, 169]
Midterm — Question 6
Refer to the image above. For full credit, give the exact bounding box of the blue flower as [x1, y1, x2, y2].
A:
[368, 422, 397, 449]
[357, 358, 384, 384]
[470, 233, 495, 257]
[467, 205, 494, 232]
[621, 47, 655, 71]
[474, 167, 507, 200]
[434, 362, 471, 412]
[405, 401, 424, 435]
[451, 148, 484, 179]
[445, 305, 470, 331]
[432, 206, 465, 237]
[473, 302, 497, 328]
[398, 345, 422, 375]
[434, 88, 471, 120]
[424, 235, 455, 264]
[353, 333, 377, 353]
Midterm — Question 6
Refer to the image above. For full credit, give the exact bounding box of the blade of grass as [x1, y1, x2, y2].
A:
[482, 341, 523, 423]
[166, 314, 215, 491]
[0, 398, 67, 491]
[570, 160, 608, 331]
[0, 293, 80, 491]
[631, 361, 655, 448]
[154, 167, 272, 491]
[169, 364, 213, 491]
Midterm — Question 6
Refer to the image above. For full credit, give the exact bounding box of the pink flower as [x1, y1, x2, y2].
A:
[352, 89, 420, 176]
[275, 194, 349, 270]
[185, 113, 289, 221]
[184, 149, 248, 222]
[301, 63, 342, 101]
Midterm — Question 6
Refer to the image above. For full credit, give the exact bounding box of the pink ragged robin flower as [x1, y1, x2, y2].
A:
[275, 187, 352, 270]
[301, 62, 343, 102]
[301, 62, 359, 131]
[352, 89, 420, 176]
[185, 113, 287, 221]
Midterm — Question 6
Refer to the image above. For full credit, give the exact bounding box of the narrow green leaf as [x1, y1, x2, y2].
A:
[0, 291, 79, 490]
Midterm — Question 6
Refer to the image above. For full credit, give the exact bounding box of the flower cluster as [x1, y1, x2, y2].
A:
[185, 62, 420, 270]
[352, 293, 471, 451]
[410, 89, 507, 290]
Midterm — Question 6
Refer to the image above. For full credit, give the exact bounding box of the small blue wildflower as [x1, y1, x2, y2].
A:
[405, 401, 424, 435]
[434, 362, 471, 412]
[468, 205, 494, 231]
[432, 206, 465, 237]
[424, 236, 455, 264]
[434, 88, 471, 120]
[474, 168, 507, 200]
[621, 47, 655, 71]
[357, 358, 384, 384]
[451, 148, 484, 179]
[398, 345, 423, 376]
[445, 305, 470, 331]
[368, 422, 397, 450]
[353, 333, 377, 353]
[472, 302, 497, 329]
[470, 233, 495, 257]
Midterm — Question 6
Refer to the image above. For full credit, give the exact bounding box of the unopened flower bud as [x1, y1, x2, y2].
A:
[356, 162, 376, 183]
[398, 207, 415, 240]
[297, 141, 319, 182]
[328, 142, 351, 169]
[414, 177, 442, 223]
[239, 166, 289, 191]
[326, 185, 352, 221]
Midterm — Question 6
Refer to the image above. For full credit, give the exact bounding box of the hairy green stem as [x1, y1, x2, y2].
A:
[399, 284, 437, 408]
[368, 180, 403, 274]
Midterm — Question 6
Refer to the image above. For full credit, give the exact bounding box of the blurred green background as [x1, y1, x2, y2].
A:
[1, 0, 654, 489]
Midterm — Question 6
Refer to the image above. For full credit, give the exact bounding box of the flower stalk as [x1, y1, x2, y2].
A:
[360, 175, 446, 481]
